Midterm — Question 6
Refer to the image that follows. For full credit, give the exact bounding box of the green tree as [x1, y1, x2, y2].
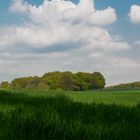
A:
[10, 71, 106, 91]
[73, 72, 91, 91]
[0, 81, 10, 89]
[11, 77, 30, 89]
[42, 71, 62, 90]
[37, 82, 49, 90]
[90, 72, 105, 89]
[61, 72, 74, 91]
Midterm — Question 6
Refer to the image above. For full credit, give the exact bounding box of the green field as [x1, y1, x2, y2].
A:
[0, 89, 140, 140]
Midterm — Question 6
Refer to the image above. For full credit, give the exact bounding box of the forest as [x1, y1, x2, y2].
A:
[0, 71, 105, 91]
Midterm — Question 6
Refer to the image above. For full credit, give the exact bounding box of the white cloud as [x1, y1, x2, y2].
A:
[89, 52, 103, 59]
[0, 24, 130, 51]
[10, 0, 28, 13]
[134, 40, 140, 46]
[6, 0, 120, 50]
[109, 57, 140, 68]
[89, 7, 117, 25]
[10, 0, 116, 25]
[129, 5, 140, 23]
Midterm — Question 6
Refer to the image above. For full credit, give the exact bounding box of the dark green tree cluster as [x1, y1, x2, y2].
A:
[0, 81, 10, 89]
[11, 76, 48, 90]
[42, 71, 105, 90]
[0, 71, 105, 91]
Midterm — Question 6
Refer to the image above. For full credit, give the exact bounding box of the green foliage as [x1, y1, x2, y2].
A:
[11, 76, 49, 90]
[11, 77, 32, 89]
[107, 81, 140, 89]
[73, 72, 90, 91]
[90, 72, 105, 89]
[37, 82, 49, 91]
[0, 90, 140, 140]
[5, 71, 106, 91]
[0, 81, 10, 89]
[60, 71, 74, 90]
[42, 71, 62, 90]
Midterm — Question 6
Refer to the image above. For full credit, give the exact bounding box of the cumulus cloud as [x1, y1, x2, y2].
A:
[10, 0, 117, 25]
[0, 0, 128, 52]
[0, 0, 139, 85]
[10, 0, 28, 13]
[89, 52, 103, 59]
[0, 24, 130, 51]
[129, 5, 140, 23]
[109, 57, 140, 68]
[0, 0, 128, 51]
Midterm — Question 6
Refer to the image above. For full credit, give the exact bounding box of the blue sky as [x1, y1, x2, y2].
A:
[95, 0, 140, 42]
[0, 0, 140, 85]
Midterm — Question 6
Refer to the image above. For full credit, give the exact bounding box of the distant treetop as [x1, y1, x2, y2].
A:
[0, 71, 105, 91]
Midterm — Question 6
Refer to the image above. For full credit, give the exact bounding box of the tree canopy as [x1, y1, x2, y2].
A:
[0, 71, 105, 91]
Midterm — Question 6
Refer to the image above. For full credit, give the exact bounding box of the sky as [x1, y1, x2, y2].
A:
[0, 0, 140, 86]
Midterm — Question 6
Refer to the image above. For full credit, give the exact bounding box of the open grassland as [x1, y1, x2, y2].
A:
[0, 89, 140, 140]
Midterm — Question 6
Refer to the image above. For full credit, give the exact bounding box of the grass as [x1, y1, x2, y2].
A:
[0, 89, 140, 140]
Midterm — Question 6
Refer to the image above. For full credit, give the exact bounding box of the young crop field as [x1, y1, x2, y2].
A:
[0, 89, 140, 140]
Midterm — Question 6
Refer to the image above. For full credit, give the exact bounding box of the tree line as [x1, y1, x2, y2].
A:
[107, 81, 140, 89]
[0, 71, 105, 91]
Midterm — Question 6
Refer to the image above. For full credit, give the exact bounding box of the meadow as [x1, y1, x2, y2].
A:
[0, 89, 140, 140]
